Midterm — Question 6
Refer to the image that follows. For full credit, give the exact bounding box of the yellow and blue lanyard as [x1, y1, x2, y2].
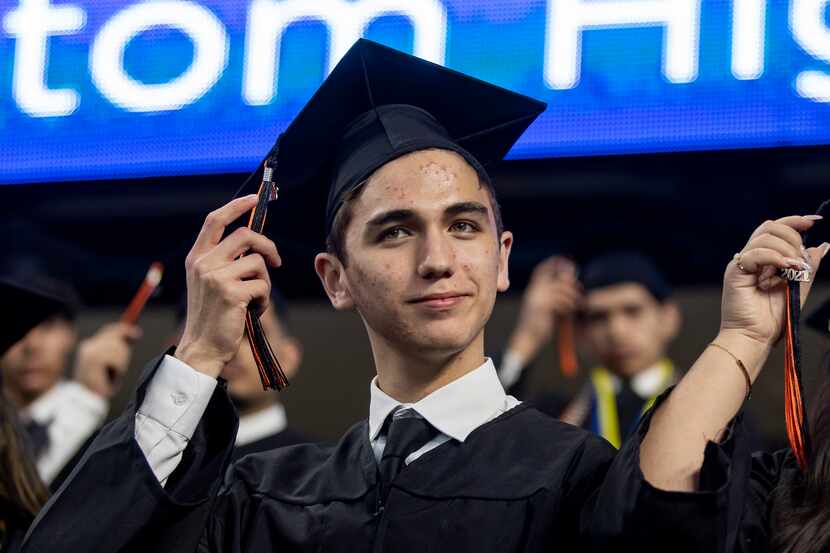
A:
[589, 359, 674, 449]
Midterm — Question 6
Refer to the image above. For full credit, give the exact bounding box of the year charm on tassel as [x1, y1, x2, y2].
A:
[780, 260, 811, 471]
[780, 267, 811, 283]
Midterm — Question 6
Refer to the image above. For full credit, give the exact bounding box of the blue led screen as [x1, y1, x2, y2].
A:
[1, 0, 829, 184]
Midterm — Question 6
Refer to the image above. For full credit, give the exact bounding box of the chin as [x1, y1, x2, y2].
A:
[407, 326, 480, 356]
[612, 361, 648, 378]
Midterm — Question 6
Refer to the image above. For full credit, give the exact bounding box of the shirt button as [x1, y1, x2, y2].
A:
[171, 392, 188, 406]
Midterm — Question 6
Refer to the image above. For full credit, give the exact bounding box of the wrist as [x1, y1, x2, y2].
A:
[713, 329, 773, 380]
[507, 326, 545, 365]
[175, 340, 226, 378]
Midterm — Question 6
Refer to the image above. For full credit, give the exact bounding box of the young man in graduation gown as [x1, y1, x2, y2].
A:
[499, 252, 680, 448]
[174, 289, 307, 461]
[0, 267, 140, 489]
[22, 40, 822, 553]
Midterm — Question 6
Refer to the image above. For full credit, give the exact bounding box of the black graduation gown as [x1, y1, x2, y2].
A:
[1, 499, 32, 553]
[728, 448, 801, 553]
[23, 355, 743, 553]
[230, 427, 308, 463]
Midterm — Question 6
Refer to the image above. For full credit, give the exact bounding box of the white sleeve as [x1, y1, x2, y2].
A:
[134, 355, 218, 486]
[36, 382, 109, 484]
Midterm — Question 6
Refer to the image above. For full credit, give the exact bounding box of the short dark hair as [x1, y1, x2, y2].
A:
[325, 174, 504, 266]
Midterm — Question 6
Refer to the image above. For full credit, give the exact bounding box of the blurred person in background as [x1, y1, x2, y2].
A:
[0, 264, 140, 489]
[174, 289, 307, 461]
[0, 277, 57, 552]
[499, 252, 680, 448]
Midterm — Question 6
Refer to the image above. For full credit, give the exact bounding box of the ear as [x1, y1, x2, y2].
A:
[314, 253, 355, 310]
[660, 301, 682, 340]
[497, 231, 513, 293]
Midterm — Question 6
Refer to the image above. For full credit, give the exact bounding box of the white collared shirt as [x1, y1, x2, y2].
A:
[368, 358, 520, 464]
[498, 350, 672, 400]
[21, 380, 109, 484]
[629, 363, 671, 399]
[135, 355, 519, 484]
[236, 403, 288, 447]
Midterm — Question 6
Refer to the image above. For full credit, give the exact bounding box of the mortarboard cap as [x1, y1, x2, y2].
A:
[581, 251, 672, 302]
[0, 276, 74, 355]
[236, 38, 546, 241]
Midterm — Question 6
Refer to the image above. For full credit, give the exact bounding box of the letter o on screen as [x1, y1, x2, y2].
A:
[90, 1, 229, 112]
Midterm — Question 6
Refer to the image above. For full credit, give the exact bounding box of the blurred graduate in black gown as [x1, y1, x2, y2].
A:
[174, 289, 308, 462]
[0, 277, 56, 552]
[0, 263, 140, 490]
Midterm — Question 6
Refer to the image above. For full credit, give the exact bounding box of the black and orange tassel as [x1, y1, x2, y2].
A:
[557, 316, 579, 378]
[784, 277, 810, 470]
[243, 159, 289, 391]
[782, 199, 829, 470]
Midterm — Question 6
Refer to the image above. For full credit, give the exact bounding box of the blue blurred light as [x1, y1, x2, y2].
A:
[0, 0, 828, 184]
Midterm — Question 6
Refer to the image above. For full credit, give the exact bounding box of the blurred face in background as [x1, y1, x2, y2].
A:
[580, 283, 680, 378]
[1, 315, 77, 407]
[221, 308, 302, 414]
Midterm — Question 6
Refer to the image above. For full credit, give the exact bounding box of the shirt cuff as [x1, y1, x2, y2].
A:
[137, 354, 218, 442]
[498, 349, 527, 389]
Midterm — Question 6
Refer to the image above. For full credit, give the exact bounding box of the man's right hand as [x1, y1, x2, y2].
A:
[176, 195, 282, 378]
[507, 256, 581, 364]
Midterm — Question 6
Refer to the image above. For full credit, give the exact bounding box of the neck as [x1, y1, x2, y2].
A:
[4, 386, 42, 410]
[371, 332, 486, 404]
[608, 355, 668, 379]
[232, 396, 279, 418]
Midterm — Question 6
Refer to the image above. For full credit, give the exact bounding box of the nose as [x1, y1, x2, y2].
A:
[20, 326, 44, 356]
[606, 312, 629, 344]
[416, 228, 455, 280]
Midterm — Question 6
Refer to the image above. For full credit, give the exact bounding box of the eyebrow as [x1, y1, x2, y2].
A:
[366, 209, 416, 228]
[444, 201, 489, 218]
[365, 202, 491, 229]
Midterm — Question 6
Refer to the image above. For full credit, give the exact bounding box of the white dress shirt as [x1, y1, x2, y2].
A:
[21, 380, 109, 484]
[368, 358, 519, 464]
[135, 355, 519, 484]
[498, 349, 672, 400]
[236, 403, 288, 447]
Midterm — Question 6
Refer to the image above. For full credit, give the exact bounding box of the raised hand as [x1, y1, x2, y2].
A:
[176, 195, 281, 378]
[641, 215, 828, 492]
[720, 215, 828, 348]
[507, 256, 582, 363]
[74, 322, 142, 399]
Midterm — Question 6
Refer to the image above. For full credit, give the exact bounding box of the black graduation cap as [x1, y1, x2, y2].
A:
[0, 277, 72, 355]
[236, 38, 546, 239]
[581, 251, 672, 302]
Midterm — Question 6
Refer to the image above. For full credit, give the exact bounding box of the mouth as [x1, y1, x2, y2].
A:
[408, 292, 471, 309]
[610, 350, 637, 361]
